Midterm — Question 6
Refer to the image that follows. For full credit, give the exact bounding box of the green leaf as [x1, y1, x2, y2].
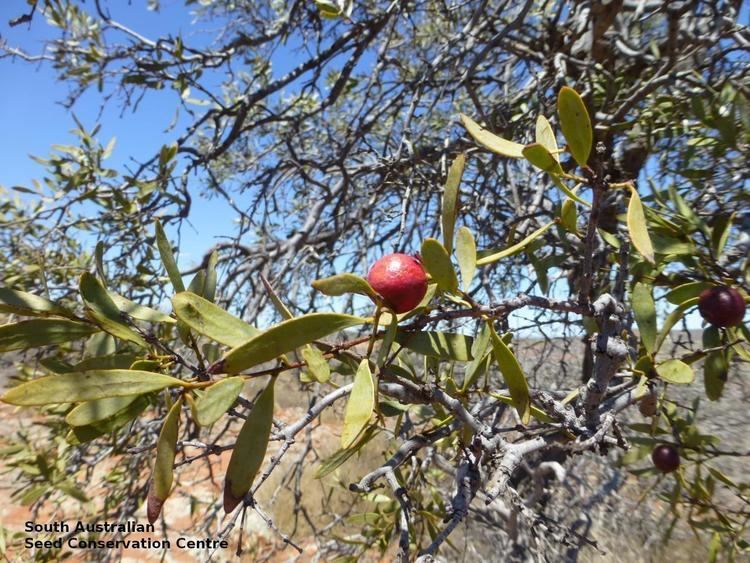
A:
[655, 297, 699, 352]
[441, 154, 465, 253]
[665, 281, 713, 305]
[455, 227, 477, 291]
[489, 393, 553, 423]
[376, 313, 398, 368]
[73, 353, 137, 371]
[656, 359, 695, 384]
[107, 292, 175, 324]
[488, 324, 530, 423]
[204, 250, 218, 303]
[459, 114, 524, 158]
[154, 220, 185, 292]
[187, 271, 206, 296]
[224, 379, 275, 512]
[94, 241, 107, 282]
[626, 185, 655, 263]
[462, 324, 491, 391]
[703, 351, 728, 401]
[315, 427, 378, 479]
[341, 360, 375, 449]
[476, 222, 555, 266]
[522, 143, 563, 175]
[217, 313, 366, 374]
[260, 274, 293, 320]
[172, 292, 258, 347]
[193, 377, 244, 426]
[0, 288, 72, 318]
[85, 331, 116, 357]
[395, 330, 473, 361]
[710, 212, 735, 257]
[559, 199, 578, 234]
[0, 319, 98, 352]
[311, 274, 377, 299]
[302, 346, 331, 384]
[66, 396, 150, 445]
[147, 397, 182, 523]
[557, 86, 592, 167]
[421, 238, 459, 293]
[65, 395, 141, 426]
[2, 370, 184, 406]
[535, 115, 559, 162]
[632, 282, 657, 355]
[79, 273, 146, 347]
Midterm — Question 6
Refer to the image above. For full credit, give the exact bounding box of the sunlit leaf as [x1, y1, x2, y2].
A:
[0, 319, 98, 352]
[108, 291, 175, 324]
[302, 346, 331, 383]
[341, 360, 375, 449]
[665, 281, 713, 305]
[488, 324, 530, 423]
[522, 143, 563, 175]
[66, 394, 141, 426]
[154, 220, 185, 292]
[455, 227, 477, 291]
[459, 114, 524, 158]
[557, 86, 592, 167]
[535, 115, 559, 162]
[0, 288, 72, 318]
[147, 397, 182, 523]
[627, 185, 655, 263]
[632, 282, 657, 354]
[477, 222, 555, 266]
[395, 330, 473, 361]
[311, 274, 377, 299]
[194, 377, 244, 426]
[655, 297, 699, 351]
[172, 292, 258, 347]
[421, 238, 459, 293]
[441, 154, 465, 253]
[656, 359, 695, 384]
[79, 273, 146, 347]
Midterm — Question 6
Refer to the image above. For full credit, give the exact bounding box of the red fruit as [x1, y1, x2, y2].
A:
[651, 444, 680, 473]
[367, 253, 428, 313]
[698, 286, 746, 328]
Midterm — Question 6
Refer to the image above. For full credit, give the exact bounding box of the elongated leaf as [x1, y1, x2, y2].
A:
[656, 359, 695, 384]
[421, 238, 458, 293]
[79, 273, 146, 347]
[488, 324, 530, 423]
[224, 379, 275, 512]
[0, 319, 98, 352]
[302, 346, 331, 383]
[311, 274, 377, 299]
[204, 250, 218, 303]
[154, 220, 185, 292]
[455, 227, 477, 291]
[396, 330, 473, 361]
[550, 175, 590, 207]
[0, 288, 72, 318]
[147, 397, 182, 523]
[477, 222, 555, 266]
[2, 370, 184, 406]
[655, 298, 699, 352]
[260, 274, 293, 320]
[341, 360, 375, 449]
[66, 396, 149, 445]
[94, 240, 107, 282]
[86, 331, 115, 357]
[108, 292, 175, 324]
[665, 281, 713, 305]
[315, 427, 378, 479]
[535, 115, 559, 162]
[194, 377, 244, 426]
[632, 282, 657, 355]
[187, 271, 205, 296]
[376, 314, 399, 368]
[489, 393, 553, 423]
[216, 313, 366, 374]
[560, 199, 578, 233]
[627, 185, 655, 263]
[710, 212, 735, 257]
[462, 324, 491, 391]
[442, 154, 465, 253]
[66, 395, 141, 426]
[522, 143, 563, 175]
[557, 86, 592, 167]
[172, 292, 258, 347]
[459, 114, 524, 158]
[72, 353, 138, 371]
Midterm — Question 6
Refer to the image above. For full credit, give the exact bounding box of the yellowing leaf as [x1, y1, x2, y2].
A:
[341, 360, 375, 449]
[0, 319, 98, 352]
[560, 199, 578, 233]
[535, 115, 559, 162]
[455, 227, 477, 291]
[488, 324, 530, 424]
[557, 86, 592, 167]
[154, 220, 185, 292]
[193, 377, 245, 426]
[632, 282, 657, 355]
[224, 379, 275, 512]
[216, 313, 366, 374]
[442, 154, 465, 253]
[522, 143, 563, 175]
[311, 274, 377, 299]
[147, 397, 182, 523]
[476, 222, 555, 266]
[459, 114, 524, 158]
[421, 238, 458, 293]
[1, 370, 184, 406]
[627, 184, 655, 263]
[656, 359, 695, 384]
[172, 292, 258, 347]
[302, 345, 331, 383]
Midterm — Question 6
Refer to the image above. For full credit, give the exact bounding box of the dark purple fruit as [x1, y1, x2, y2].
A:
[698, 286, 746, 328]
[651, 444, 680, 473]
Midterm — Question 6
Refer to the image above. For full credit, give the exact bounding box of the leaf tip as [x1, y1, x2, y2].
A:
[223, 480, 243, 513]
[146, 488, 165, 524]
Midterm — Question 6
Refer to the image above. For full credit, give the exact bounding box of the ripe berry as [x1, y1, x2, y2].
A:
[698, 286, 746, 328]
[651, 444, 680, 473]
[367, 253, 428, 313]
